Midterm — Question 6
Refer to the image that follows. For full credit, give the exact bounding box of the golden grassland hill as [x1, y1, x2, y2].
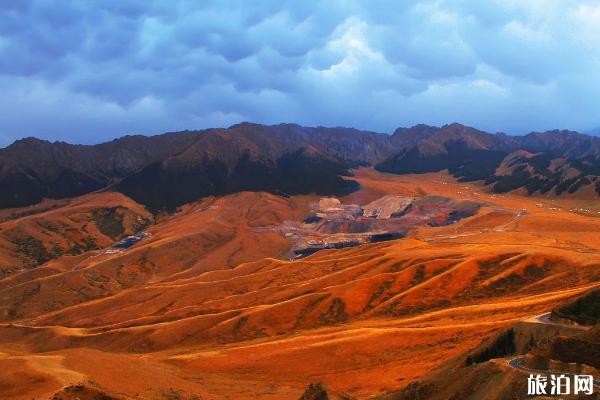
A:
[0, 192, 152, 277]
[0, 170, 599, 399]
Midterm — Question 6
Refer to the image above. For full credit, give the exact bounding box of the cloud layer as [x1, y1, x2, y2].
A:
[1, 0, 600, 146]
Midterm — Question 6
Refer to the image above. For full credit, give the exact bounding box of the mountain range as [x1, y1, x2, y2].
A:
[2, 122, 600, 399]
[2, 122, 600, 211]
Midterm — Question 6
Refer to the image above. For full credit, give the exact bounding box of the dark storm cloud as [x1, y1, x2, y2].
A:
[1, 0, 600, 147]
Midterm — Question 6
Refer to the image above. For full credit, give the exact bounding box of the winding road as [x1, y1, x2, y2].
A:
[507, 357, 600, 388]
[505, 312, 598, 389]
[525, 312, 591, 331]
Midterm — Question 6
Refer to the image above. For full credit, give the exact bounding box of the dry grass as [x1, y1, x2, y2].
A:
[1, 169, 599, 399]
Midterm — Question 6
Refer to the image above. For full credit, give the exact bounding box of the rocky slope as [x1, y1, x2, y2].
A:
[487, 150, 600, 195]
[0, 123, 395, 211]
[4, 122, 600, 212]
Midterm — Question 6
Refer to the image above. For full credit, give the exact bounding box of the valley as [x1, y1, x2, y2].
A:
[0, 168, 598, 399]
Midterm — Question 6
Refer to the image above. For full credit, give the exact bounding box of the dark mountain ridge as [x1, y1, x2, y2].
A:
[0, 123, 395, 211]
[376, 123, 517, 180]
[377, 123, 600, 195]
[0, 132, 199, 208]
[2, 122, 600, 211]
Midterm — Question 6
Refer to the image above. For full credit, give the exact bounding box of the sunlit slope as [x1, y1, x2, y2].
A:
[0, 191, 310, 322]
[0, 192, 152, 276]
[1, 169, 600, 399]
[9, 241, 598, 344]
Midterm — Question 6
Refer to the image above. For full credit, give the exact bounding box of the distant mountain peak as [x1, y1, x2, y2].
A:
[8, 136, 51, 147]
[442, 122, 467, 129]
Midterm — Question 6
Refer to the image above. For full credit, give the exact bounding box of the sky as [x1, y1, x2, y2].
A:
[1, 0, 600, 147]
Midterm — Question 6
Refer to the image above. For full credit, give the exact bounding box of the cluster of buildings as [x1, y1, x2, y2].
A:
[101, 231, 150, 255]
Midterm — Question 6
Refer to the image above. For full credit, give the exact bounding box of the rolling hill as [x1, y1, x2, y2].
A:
[0, 168, 599, 399]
